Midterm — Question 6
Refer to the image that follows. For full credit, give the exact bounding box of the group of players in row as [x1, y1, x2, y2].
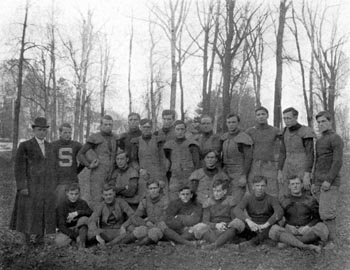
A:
[10, 107, 343, 253]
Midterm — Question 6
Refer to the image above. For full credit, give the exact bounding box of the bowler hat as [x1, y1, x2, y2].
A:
[32, 117, 49, 128]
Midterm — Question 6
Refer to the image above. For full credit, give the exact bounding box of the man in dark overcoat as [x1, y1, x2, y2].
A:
[10, 117, 56, 245]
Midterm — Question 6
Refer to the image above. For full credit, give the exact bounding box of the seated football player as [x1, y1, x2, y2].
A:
[163, 186, 202, 246]
[269, 176, 327, 252]
[190, 149, 229, 207]
[87, 184, 134, 246]
[232, 176, 283, 246]
[55, 183, 93, 248]
[190, 178, 237, 250]
[127, 180, 169, 245]
[109, 150, 142, 209]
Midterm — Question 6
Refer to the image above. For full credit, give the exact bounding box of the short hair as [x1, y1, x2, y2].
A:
[226, 113, 240, 122]
[102, 183, 115, 193]
[255, 106, 269, 114]
[315, 111, 332, 121]
[162, 109, 176, 119]
[201, 115, 213, 123]
[174, 120, 186, 128]
[59, 123, 72, 132]
[287, 175, 302, 183]
[140, 118, 152, 126]
[65, 183, 80, 192]
[212, 178, 229, 190]
[179, 185, 192, 193]
[252, 176, 267, 184]
[101, 115, 113, 124]
[147, 180, 160, 188]
[202, 149, 219, 160]
[193, 116, 201, 123]
[128, 112, 141, 120]
[116, 149, 129, 158]
[283, 107, 298, 117]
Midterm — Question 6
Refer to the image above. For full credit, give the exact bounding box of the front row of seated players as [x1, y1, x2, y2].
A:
[55, 176, 327, 251]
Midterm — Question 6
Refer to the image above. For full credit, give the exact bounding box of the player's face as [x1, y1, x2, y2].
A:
[66, 189, 80, 203]
[102, 189, 116, 204]
[116, 153, 128, 169]
[162, 115, 174, 129]
[141, 123, 152, 136]
[175, 124, 186, 139]
[179, 188, 193, 203]
[317, 115, 332, 133]
[289, 178, 302, 196]
[200, 117, 213, 133]
[148, 183, 160, 199]
[213, 185, 227, 201]
[101, 119, 113, 134]
[283, 112, 298, 128]
[252, 181, 266, 197]
[256, 110, 268, 125]
[204, 152, 217, 169]
[226, 117, 239, 133]
[60, 127, 72, 141]
[128, 115, 140, 130]
[33, 127, 48, 140]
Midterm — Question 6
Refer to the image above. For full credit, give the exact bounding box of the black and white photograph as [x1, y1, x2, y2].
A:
[0, 0, 349, 269]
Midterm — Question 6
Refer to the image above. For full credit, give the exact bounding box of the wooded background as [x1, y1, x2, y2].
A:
[0, 0, 349, 158]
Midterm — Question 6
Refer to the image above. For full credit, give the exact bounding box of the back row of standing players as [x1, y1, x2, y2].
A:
[11, 106, 343, 250]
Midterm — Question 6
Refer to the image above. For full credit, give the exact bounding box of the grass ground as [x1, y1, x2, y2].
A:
[1, 152, 350, 270]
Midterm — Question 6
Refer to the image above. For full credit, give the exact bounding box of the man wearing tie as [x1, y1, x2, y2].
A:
[10, 117, 56, 246]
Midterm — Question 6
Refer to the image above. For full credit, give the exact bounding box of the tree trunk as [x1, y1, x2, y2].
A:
[50, 23, 57, 140]
[128, 14, 134, 114]
[12, 3, 29, 159]
[221, 0, 234, 131]
[273, 0, 288, 128]
[169, 0, 178, 110]
[86, 97, 91, 138]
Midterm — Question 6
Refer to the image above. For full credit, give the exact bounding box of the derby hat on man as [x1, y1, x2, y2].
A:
[32, 117, 50, 128]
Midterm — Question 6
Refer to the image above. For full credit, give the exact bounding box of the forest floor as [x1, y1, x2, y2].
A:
[1, 152, 350, 270]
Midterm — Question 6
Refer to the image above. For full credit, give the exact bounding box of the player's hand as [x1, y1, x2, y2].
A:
[277, 170, 283, 184]
[140, 169, 148, 177]
[215, 222, 227, 232]
[238, 176, 247, 187]
[246, 219, 259, 232]
[89, 159, 99, 169]
[120, 226, 126, 235]
[19, 188, 29, 196]
[303, 172, 311, 190]
[299, 225, 311, 235]
[321, 181, 331, 191]
[96, 235, 105, 246]
[285, 224, 299, 235]
[311, 184, 316, 195]
[258, 222, 270, 231]
[67, 211, 78, 223]
[146, 221, 154, 227]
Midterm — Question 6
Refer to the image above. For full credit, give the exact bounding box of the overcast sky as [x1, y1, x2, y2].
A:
[0, 0, 349, 125]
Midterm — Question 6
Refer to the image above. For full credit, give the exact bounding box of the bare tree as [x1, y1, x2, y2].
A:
[61, 10, 95, 142]
[12, 1, 30, 158]
[99, 33, 114, 117]
[150, 0, 190, 110]
[128, 11, 134, 114]
[216, 0, 261, 131]
[285, 5, 314, 127]
[301, 1, 349, 129]
[273, 0, 289, 128]
[247, 10, 268, 107]
[48, 3, 58, 139]
[189, 0, 221, 116]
